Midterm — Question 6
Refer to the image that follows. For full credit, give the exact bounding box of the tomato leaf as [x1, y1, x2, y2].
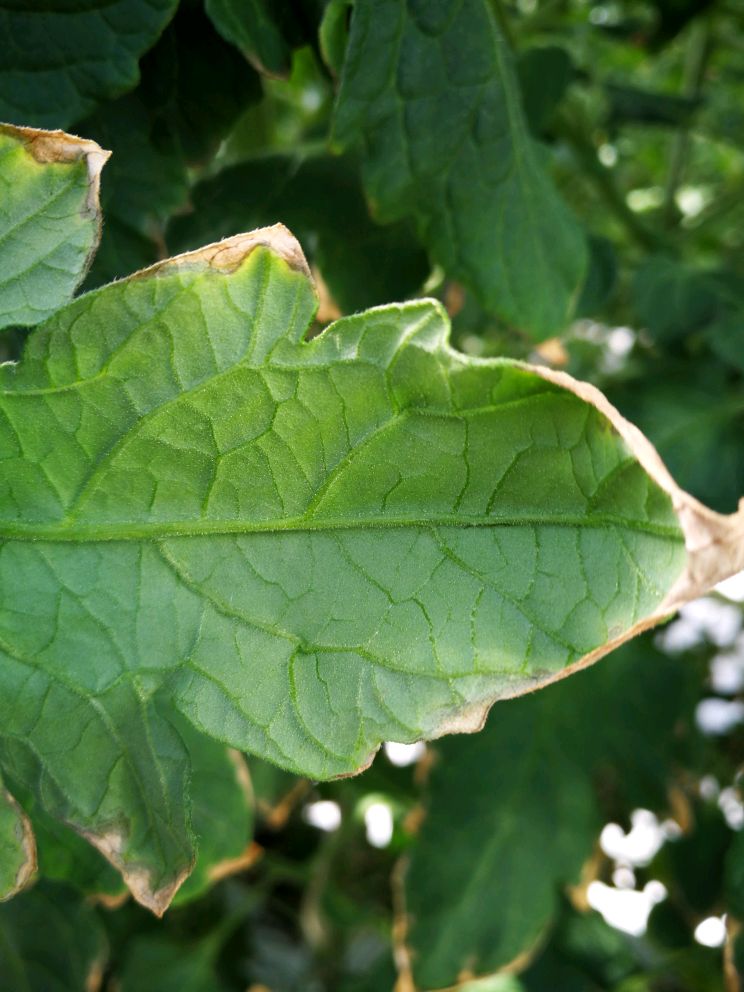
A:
[1, 216, 742, 913]
[0, 125, 107, 329]
[332, 0, 587, 337]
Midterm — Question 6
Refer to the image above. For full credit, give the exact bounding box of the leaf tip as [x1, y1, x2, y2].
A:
[150, 223, 312, 281]
[528, 362, 744, 609]
[661, 497, 744, 612]
[0, 123, 110, 216]
[80, 825, 192, 917]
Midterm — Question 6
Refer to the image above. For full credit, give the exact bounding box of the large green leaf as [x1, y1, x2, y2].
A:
[1, 221, 742, 912]
[0, 0, 178, 130]
[331, 0, 587, 337]
[0, 125, 107, 329]
[0, 774, 35, 901]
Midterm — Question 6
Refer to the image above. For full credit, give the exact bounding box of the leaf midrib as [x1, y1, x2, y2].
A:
[0, 512, 684, 543]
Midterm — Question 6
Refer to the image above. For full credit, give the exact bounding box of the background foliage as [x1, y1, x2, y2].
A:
[0, 0, 743, 990]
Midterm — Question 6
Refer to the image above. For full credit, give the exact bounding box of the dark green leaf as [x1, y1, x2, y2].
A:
[662, 800, 733, 916]
[405, 690, 600, 987]
[605, 84, 700, 129]
[332, 0, 587, 337]
[0, 881, 107, 992]
[518, 46, 575, 134]
[633, 256, 719, 344]
[405, 636, 699, 987]
[0, 0, 178, 129]
[524, 907, 637, 992]
[205, 0, 324, 78]
[726, 828, 744, 919]
[80, 93, 189, 232]
[319, 0, 353, 78]
[576, 236, 617, 318]
[139, 2, 263, 166]
[173, 726, 255, 906]
[118, 933, 228, 992]
[166, 153, 430, 312]
[609, 364, 744, 513]
[83, 219, 161, 293]
[707, 314, 744, 374]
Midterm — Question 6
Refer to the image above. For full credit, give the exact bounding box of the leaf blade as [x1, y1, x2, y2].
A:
[1, 224, 740, 913]
[0, 125, 107, 329]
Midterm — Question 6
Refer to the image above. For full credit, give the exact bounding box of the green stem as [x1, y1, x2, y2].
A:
[555, 112, 668, 253]
[662, 18, 713, 226]
[490, 0, 516, 50]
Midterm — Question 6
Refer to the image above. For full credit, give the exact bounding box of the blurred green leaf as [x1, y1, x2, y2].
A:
[653, 799, 732, 918]
[118, 932, 228, 992]
[173, 727, 255, 906]
[206, 0, 324, 78]
[609, 364, 744, 513]
[83, 218, 161, 292]
[319, 0, 353, 78]
[405, 637, 700, 987]
[166, 153, 430, 312]
[647, 0, 716, 48]
[726, 827, 744, 919]
[576, 236, 618, 318]
[80, 94, 189, 232]
[79, 3, 262, 288]
[406, 690, 600, 987]
[0, 881, 107, 992]
[518, 46, 575, 134]
[605, 84, 700, 129]
[633, 256, 719, 344]
[523, 906, 638, 992]
[708, 313, 744, 373]
[0, 775, 35, 902]
[140, 2, 263, 166]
